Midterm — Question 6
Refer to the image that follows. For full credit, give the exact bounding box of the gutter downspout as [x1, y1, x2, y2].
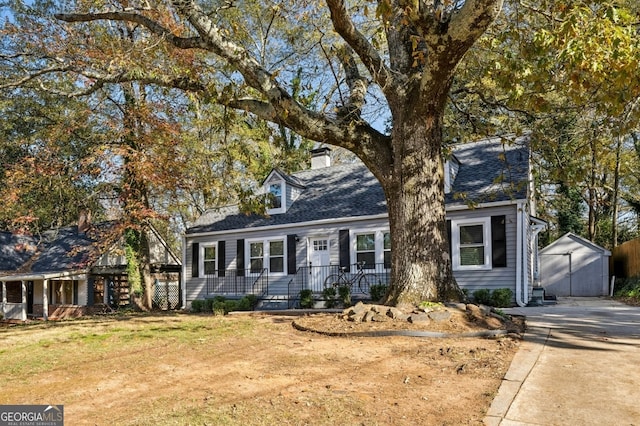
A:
[521, 204, 530, 306]
[515, 202, 526, 307]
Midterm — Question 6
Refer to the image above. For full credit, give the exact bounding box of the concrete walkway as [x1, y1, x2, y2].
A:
[485, 297, 640, 425]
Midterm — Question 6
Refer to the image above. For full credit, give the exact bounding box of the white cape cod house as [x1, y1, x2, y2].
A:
[183, 135, 545, 309]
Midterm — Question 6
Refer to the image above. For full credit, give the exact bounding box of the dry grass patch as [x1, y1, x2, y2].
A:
[0, 312, 520, 425]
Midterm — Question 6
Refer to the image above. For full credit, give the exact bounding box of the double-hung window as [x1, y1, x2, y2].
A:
[352, 230, 391, 270]
[202, 245, 217, 275]
[356, 233, 376, 268]
[248, 239, 286, 274]
[451, 218, 492, 270]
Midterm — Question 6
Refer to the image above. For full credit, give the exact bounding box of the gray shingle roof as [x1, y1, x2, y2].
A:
[26, 226, 108, 273]
[187, 135, 530, 234]
[444, 135, 530, 207]
[0, 232, 38, 272]
[0, 223, 118, 275]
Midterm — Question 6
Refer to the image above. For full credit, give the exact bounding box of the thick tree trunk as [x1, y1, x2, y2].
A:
[382, 112, 461, 307]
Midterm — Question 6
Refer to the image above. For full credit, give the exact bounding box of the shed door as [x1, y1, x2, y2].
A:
[541, 252, 604, 297]
[570, 253, 603, 296]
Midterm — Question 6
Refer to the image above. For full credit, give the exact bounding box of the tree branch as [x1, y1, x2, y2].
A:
[0, 65, 73, 89]
[325, 0, 396, 95]
[54, 11, 204, 50]
[335, 45, 369, 122]
[54, 1, 392, 167]
[448, 0, 504, 43]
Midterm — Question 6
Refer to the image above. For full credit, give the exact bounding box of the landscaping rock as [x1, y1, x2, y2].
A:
[345, 302, 368, 316]
[370, 304, 388, 314]
[347, 310, 367, 322]
[371, 314, 389, 322]
[408, 313, 431, 324]
[387, 307, 410, 321]
[428, 310, 452, 322]
[363, 310, 377, 322]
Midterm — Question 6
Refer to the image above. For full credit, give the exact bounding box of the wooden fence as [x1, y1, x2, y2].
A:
[611, 238, 640, 278]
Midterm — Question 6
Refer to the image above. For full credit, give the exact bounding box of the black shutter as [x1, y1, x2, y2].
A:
[446, 220, 452, 261]
[191, 242, 199, 277]
[218, 241, 226, 277]
[237, 239, 245, 276]
[287, 234, 297, 275]
[491, 215, 507, 267]
[339, 230, 350, 269]
[73, 281, 78, 305]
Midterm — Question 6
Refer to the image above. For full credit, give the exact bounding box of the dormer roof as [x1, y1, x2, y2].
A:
[262, 168, 305, 189]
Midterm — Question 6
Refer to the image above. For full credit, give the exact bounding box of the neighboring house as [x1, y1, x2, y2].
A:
[0, 221, 181, 321]
[539, 232, 611, 297]
[183, 135, 546, 309]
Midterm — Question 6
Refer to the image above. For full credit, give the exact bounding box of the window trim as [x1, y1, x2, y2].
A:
[350, 228, 391, 271]
[451, 217, 492, 271]
[245, 238, 287, 276]
[266, 180, 286, 215]
[200, 242, 217, 277]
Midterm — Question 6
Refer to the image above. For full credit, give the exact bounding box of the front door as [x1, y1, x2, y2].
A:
[310, 238, 330, 291]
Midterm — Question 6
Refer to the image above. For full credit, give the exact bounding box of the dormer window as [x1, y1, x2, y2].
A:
[265, 177, 286, 214]
[263, 169, 305, 215]
[269, 183, 282, 209]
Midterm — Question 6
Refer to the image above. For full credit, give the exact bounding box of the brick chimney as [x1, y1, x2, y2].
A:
[310, 147, 332, 169]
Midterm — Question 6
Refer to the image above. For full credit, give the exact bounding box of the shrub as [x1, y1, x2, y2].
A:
[212, 300, 227, 316]
[370, 284, 388, 302]
[615, 277, 640, 300]
[236, 294, 258, 311]
[224, 300, 238, 313]
[299, 289, 314, 309]
[322, 287, 337, 308]
[472, 289, 492, 305]
[204, 298, 215, 313]
[190, 300, 205, 313]
[491, 288, 513, 308]
[244, 294, 258, 309]
[338, 284, 352, 307]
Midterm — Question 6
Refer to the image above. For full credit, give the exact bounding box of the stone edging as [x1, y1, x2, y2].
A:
[291, 319, 510, 338]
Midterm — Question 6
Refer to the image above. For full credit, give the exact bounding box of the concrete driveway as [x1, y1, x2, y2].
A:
[485, 297, 640, 425]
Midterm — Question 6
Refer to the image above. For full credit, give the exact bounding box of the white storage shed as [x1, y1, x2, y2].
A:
[539, 233, 611, 297]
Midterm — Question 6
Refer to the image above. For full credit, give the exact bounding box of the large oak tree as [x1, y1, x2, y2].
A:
[49, 0, 505, 306]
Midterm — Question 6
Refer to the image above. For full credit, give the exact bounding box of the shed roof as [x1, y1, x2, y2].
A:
[541, 232, 612, 256]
